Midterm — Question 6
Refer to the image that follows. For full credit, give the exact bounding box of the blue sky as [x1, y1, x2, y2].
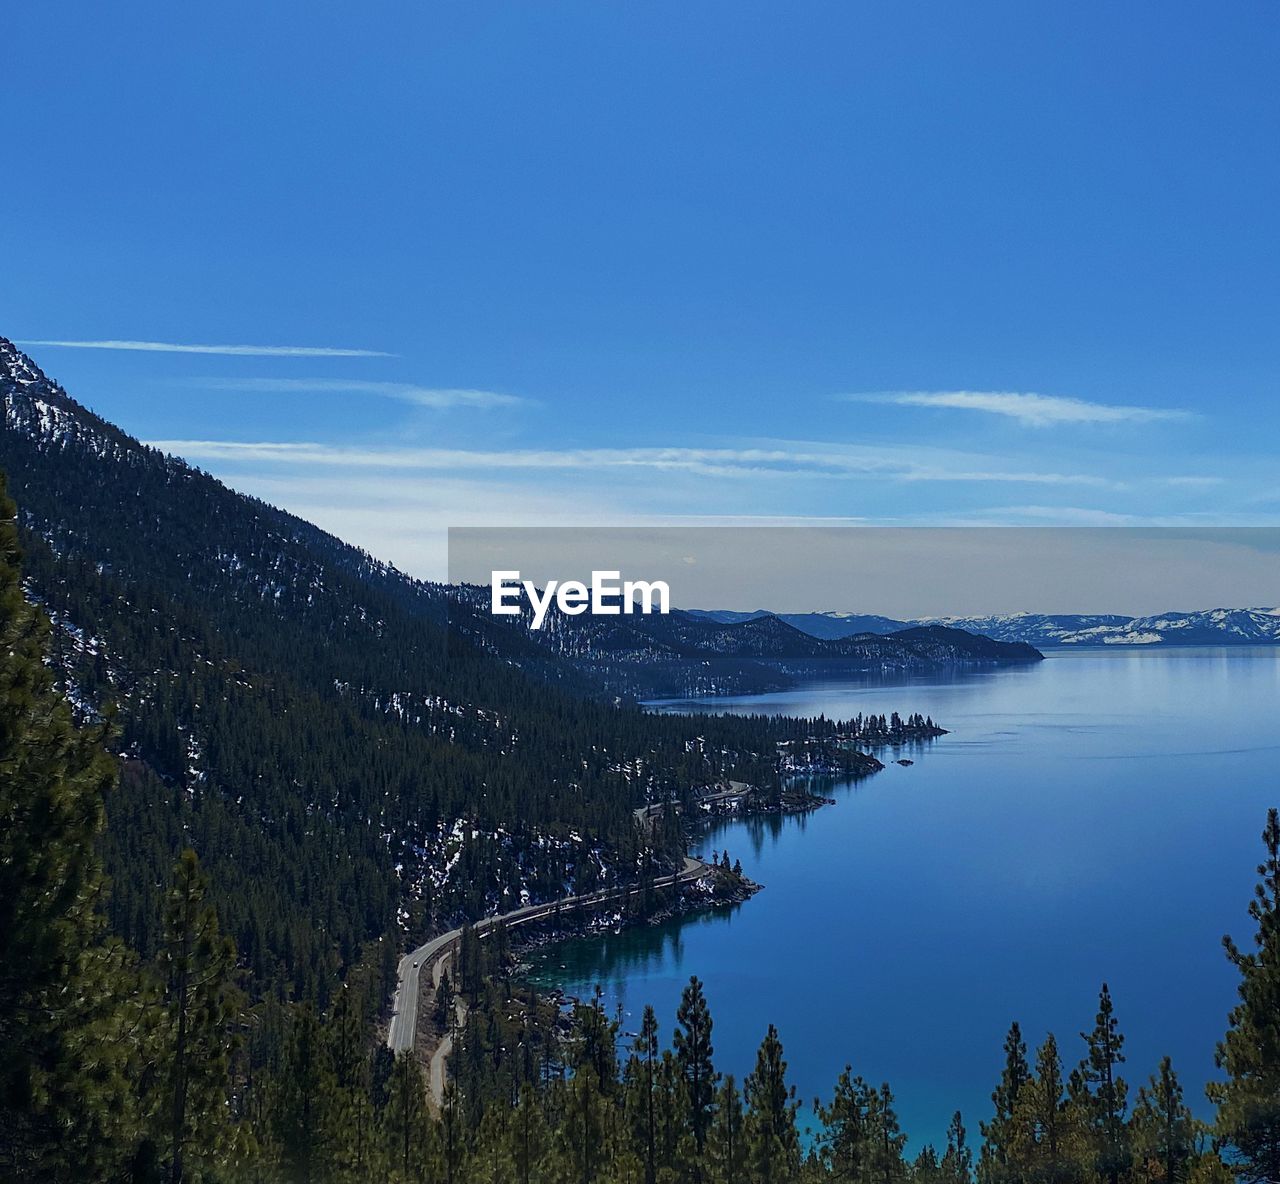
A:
[5, 2, 1280, 578]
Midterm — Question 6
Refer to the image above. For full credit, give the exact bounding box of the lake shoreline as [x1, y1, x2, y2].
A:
[501, 742, 910, 1011]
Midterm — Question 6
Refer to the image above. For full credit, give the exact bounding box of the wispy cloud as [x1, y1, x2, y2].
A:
[969, 505, 1145, 525]
[145, 437, 1257, 583]
[197, 377, 523, 409]
[849, 390, 1191, 427]
[16, 338, 392, 358]
[144, 438, 1118, 486]
[934, 504, 1280, 527]
[1158, 475, 1224, 488]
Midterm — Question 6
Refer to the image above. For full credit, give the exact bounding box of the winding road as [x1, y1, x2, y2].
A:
[386, 855, 709, 1056]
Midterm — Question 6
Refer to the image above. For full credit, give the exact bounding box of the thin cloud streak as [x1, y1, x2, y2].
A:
[198, 377, 523, 408]
[145, 438, 1118, 486]
[969, 505, 1144, 526]
[16, 338, 392, 358]
[933, 505, 1280, 527]
[850, 390, 1191, 427]
[1159, 475, 1224, 488]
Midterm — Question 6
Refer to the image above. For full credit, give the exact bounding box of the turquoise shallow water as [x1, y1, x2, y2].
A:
[521, 646, 1280, 1151]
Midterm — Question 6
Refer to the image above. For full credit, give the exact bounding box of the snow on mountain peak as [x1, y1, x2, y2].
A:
[0, 337, 45, 387]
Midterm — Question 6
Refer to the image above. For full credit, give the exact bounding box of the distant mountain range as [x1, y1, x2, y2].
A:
[455, 592, 1044, 699]
[687, 607, 1280, 648]
[686, 609, 909, 639]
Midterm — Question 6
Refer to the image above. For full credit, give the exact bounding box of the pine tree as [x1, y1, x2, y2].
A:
[578, 986, 620, 1096]
[675, 974, 720, 1176]
[564, 993, 620, 1184]
[940, 1112, 974, 1184]
[565, 1057, 610, 1184]
[510, 1083, 552, 1184]
[330, 1073, 378, 1184]
[270, 1003, 336, 1184]
[744, 1025, 801, 1183]
[327, 984, 379, 1182]
[656, 1049, 695, 1182]
[624, 1005, 661, 1184]
[469, 1105, 507, 1184]
[979, 1021, 1031, 1184]
[382, 1053, 429, 1183]
[1186, 1155, 1236, 1184]
[1018, 1034, 1074, 1184]
[441, 1080, 467, 1184]
[161, 848, 243, 1183]
[1209, 808, 1280, 1184]
[915, 1145, 944, 1184]
[1132, 1056, 1194, 1184]
[1079, 983, 1130, 1184]
[867, 1082, 908, 1184]
[0, 476, 140, 1180]
[434, 969, 454, 1032]
[708, 1075, 747, 1184]
[815, 1066, 874, 1180]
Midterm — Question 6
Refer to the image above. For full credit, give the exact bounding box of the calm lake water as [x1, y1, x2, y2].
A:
[521, 646, 1280, 1151]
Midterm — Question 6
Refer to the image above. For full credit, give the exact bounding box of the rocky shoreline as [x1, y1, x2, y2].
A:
[509, 864, 762, 979]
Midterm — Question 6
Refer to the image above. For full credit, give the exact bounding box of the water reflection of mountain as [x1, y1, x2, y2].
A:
[647, 661, 1032, 713]
[695, 736, 938, 861]
[522, 903, 745, 993]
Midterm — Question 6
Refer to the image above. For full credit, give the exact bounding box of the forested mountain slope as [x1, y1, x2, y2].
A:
[0, 338, 859, 1001]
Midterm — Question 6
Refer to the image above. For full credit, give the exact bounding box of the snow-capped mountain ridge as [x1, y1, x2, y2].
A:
[919, 608, 1280, 647]
[691, 606, 1280, 647]
[732, 607, 1280, 647]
